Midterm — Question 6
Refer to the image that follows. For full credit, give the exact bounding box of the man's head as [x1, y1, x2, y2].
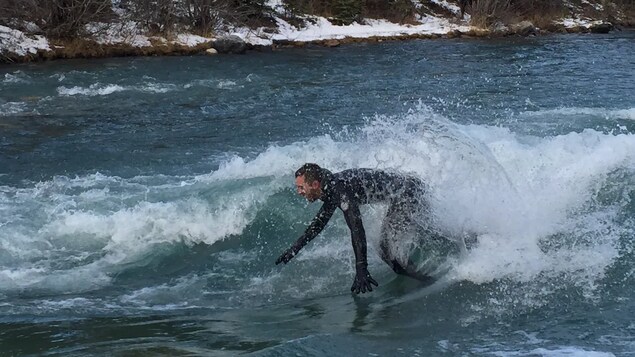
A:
[295, 163, 324, 202]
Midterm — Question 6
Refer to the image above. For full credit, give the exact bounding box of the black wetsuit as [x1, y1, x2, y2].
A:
[277, 168, 433, 293]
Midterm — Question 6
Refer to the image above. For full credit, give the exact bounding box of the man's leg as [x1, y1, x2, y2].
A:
[379, 203, 435, 285]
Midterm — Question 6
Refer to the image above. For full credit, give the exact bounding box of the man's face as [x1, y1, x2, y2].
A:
[295, 175, 321, 202]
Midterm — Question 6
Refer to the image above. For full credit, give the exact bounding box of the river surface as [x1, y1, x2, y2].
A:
[1, 31, 635, 356]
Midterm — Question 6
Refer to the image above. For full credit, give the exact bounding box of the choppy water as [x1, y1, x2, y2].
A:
[1, 31, 635, 356]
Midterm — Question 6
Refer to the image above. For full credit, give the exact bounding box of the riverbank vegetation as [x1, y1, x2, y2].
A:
[467, 0, 634, 28]
[1, 0, 633, 63]
[0, 0, 275, 39]
[1, 0, 633, 39]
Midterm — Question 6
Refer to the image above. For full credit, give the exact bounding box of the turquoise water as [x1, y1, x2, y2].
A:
[1, 32, 635, 356]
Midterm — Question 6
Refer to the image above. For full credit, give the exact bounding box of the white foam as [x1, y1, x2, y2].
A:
[51, 73, 66, 82]
[0, 169, 286, 293]
[3, 72, 29, 84]
[140, 83, 178, 93]
[450, 125, 634, 283]
[217, 80, 238, 89]
[522, 107, 635, 121]
[0, 267, 47, 289]
[487, 346, 615, 357]
[41, 297, 94, 309]
[120, 274, 204, 309]
[41, 188, 275, 256]
[0, 264, 111, 293]
[57, 84, 126, 96]
[57, 82, 179, 96]
[0, 101, 28, 116]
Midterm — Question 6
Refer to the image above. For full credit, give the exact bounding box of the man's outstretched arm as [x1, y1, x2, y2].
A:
[342, 203, 378, 294]
[275, 202, 337, 265]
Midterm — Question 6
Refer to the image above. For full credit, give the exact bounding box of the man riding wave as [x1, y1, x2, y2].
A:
[276, 163, 435, 294]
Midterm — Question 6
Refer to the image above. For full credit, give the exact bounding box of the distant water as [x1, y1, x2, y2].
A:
[1, 31, 634, 356]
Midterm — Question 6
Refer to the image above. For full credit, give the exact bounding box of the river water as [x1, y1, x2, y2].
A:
[1, 31, 635, 356]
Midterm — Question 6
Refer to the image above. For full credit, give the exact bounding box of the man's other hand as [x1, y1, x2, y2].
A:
[351, 269, 378, 294]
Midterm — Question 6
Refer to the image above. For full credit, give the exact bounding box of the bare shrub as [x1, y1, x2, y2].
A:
[458, 0, 472, 16]
[0, 0, 37, 30]
[281, 0, 416, 24]
[226, 0, 276, 28]
[184, 0, 231, 35]
[467, 0, 567, 27]
[123, 0, 181, 35]
[469, 0, 512, 27]
[511, 0, 567, 28]
[416, 0, 456, 18]
[331, 0, 363, 24]
[284, 0, 332, 16]
[278, 0, 358, 25]
[603, 0, 635, 24]
[43, 0, 114, 38]
[0, 0, 113, 38]
[363, 0, 417, 24]
[120, 0, 274, 36]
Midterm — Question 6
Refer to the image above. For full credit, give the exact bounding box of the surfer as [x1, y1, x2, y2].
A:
[276, 163, 435, 294]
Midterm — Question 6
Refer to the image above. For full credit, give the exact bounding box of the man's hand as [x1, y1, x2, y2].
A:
[350, 268, 378, 294]
[275, 246, 298, 265]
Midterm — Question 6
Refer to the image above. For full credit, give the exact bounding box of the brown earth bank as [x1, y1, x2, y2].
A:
[1, 39, 214, 64]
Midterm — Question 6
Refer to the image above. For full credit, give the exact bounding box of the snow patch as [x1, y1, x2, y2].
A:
[175, 34, 211, 47]
[266, 0, 287, 14]
[0, 25, 50, 57]
[430, 0, 462, 14]
[560, 18, 606, 28]
[239, 15, 472, 46]
[581, 0, 604, 11]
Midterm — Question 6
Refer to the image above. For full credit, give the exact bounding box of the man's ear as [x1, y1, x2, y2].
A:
[310, 181, 320, 189]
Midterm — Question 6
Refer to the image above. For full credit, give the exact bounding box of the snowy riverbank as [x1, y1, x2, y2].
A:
[0, 0, 630, 64]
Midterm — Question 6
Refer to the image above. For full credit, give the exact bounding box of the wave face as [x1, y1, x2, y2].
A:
[1, 106, 633, 308]
[1, 32, 634, 356]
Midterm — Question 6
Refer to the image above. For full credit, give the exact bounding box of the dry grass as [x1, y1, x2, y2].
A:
[468, 0, 513, 27]
[600, 0, 635, 25]
[512, 0, 568, 29]
[283, 0, 417, 25]
[284, 0, 335, 18]
[45, 38, 210, 61]
[362, 0, 418, 24]
[417, 0, 457, 18]
[468, 0, 570, 28]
